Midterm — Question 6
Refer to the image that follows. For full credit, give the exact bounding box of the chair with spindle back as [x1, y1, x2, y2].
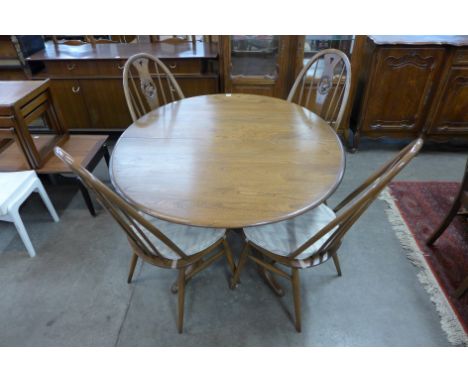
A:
[122, 53, 185, 122]
[231, 139, 424, 332]
[54, 147, 235, 333]
[288, 48, 351, 133]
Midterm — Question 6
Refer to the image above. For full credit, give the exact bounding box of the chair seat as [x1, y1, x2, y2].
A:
[244, 203, 337, 260]
[0, 171, 36, 215]
[140, 215, 226, 260]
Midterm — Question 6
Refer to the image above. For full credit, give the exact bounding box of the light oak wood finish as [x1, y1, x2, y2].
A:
[54, 147, 235, 333]
[231, 139, 424, 331]
[288, 49, 351, 133]
[111, 93, 345, 229]
[122, 53, 184, 122]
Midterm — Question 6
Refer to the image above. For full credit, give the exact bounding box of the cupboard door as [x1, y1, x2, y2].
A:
[176, 76, 219, 97]
[220, 36, 293, 98]
[49, 80, 91, 129]
[80, 79, 132, 129]
[427, 67, 468, 135]
[360, 47, 445, 135]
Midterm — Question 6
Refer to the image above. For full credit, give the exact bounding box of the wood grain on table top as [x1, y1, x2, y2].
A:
[111, 94, 345, 228]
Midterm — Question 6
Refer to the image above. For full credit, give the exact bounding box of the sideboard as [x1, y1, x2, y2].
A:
[26, 41, 220, 132]
[351, 35, 468, 149]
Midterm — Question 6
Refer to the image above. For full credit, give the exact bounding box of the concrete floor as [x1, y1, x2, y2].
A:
[0, 139, 467, 346]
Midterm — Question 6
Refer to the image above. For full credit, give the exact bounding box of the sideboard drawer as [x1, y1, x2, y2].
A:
[160, 59, 202, 74]
[453, 49, 468, 66]
[45, 61, 97, 76]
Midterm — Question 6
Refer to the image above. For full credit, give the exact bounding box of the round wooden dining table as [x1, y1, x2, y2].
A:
[110, 94, 345, 228]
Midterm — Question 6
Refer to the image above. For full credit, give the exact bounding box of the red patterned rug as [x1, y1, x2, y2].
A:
[380, 181, 468, 346]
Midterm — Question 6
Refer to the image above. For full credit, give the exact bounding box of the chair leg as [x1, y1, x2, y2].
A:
[10, 209, 36, 258]
[291, 268, 302, 333]
[127, 253, 138, 284]
[177, 268, 186, 333]
[35, 180, 59, 222]
[230, 243, 249, 289]
[223, 238, 236, 275]
[427, 201, 461, 245]
[454, 275, 468, 299]
[331, 252, 342, 276]
[78, 181, 96, 217]
[102, 144, 111, 168]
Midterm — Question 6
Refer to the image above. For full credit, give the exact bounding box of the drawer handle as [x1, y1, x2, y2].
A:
[118, 64, 125, 70]
[67, 63, 76, 71]
[169, 63, 177, 69]
[72, 86, 81, 93]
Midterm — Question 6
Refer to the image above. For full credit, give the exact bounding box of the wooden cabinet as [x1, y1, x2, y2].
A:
[360, 47, 445, 135]
[219, 36, 294, 98]
[80, 79, 132, 129]
[50, 80, 90, 129]
[27, 41, 220, 131]
[427, 66, 468, 135]
[352, 36, 468, 149]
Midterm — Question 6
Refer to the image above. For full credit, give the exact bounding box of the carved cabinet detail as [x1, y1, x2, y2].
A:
[427, 67, 468, 135]
[352, 36, 468, 149]
[359, 47, 444, 135]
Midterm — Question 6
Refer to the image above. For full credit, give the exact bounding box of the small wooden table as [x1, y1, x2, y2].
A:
[111, 94, 345, 228]
[0, 80, 109, 217]
[0, 80, 67, 168]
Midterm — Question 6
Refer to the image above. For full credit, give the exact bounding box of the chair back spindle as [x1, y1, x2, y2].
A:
[287, 138, 424, 264]
[123, 53, 184, 122]
[288, 48, 351, 132]
[53, 146, 192, 268]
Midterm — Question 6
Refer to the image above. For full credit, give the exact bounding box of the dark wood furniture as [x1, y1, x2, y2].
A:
[110, 94, 345, 229]
[0, 36, 27, 80]
[54, 146, 235, 333]
[427, 158, 468, 298]
[231, 139, 424, 331]
[0, 80, 109, 216]
[352, 35, 468, 150]
[26, 41, 219, 132]
[0, 80, 67, 168]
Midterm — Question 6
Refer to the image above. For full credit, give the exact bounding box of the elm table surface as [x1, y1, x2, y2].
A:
[110, 94, 345, 228]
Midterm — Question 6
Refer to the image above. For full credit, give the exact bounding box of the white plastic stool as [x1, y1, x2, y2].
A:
[0, 171, 59, 257]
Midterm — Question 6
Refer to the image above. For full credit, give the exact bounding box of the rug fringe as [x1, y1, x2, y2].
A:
[379, 188, 468, 346]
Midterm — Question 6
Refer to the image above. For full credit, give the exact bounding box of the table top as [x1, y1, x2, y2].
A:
[0, 80, 48, 113]
[26, 41, 218, 61]
[110, 94, 345, 228]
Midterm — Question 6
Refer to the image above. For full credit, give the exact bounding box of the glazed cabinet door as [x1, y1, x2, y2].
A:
[220, 36, 293, 98]
[360, 47, 445, 136]
[49, 80, 91, 129]
[80, 79, 132, 129]
[427, 66, 468, 135]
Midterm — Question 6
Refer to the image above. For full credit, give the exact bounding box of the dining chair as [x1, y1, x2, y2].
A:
[0, 170, 59, 257]
[54, 147, 235, 333]
[287, 48, 351, 132]
[427, 158, 468, 298]
[230, 138, 424, 332]
[123, 53, 185, 122]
